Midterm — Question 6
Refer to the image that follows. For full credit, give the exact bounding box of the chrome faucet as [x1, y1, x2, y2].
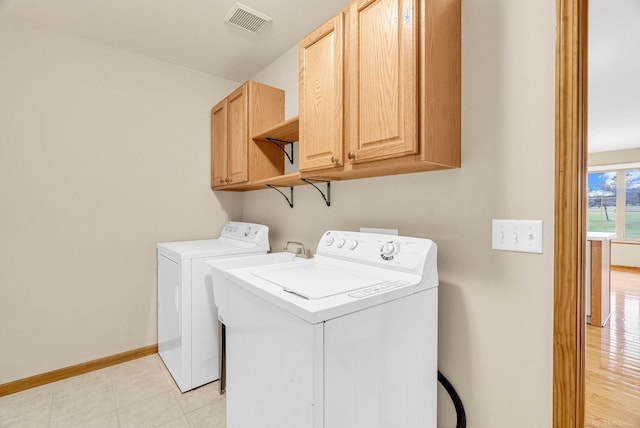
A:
[283, 241, 313, 259]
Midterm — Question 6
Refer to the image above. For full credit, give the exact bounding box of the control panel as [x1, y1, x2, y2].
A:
[221, 222, 270, 248]
[316, 231, 435, 275]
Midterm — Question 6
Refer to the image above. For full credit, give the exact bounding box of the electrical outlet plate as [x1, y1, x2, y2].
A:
[491, 219, 543, 254]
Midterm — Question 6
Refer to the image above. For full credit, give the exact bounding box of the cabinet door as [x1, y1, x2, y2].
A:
[211, 99, 228, 188]
[226, 84, 249, 185]
[345, 0, 418, 163]
[299, 15, 344, 172]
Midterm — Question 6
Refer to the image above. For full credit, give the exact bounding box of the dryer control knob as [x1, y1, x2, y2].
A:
[348, 240, 358, 250]
[324, 236, 335, 246]
[336, 238, 346, 248]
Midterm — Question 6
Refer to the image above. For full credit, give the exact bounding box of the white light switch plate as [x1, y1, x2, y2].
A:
[491, 219, 543, 254]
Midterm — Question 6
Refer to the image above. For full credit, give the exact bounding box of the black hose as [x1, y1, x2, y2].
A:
[438, 370, 466, 428]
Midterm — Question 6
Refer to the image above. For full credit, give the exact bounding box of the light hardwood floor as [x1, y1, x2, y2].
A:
[586, 266, 640, 427]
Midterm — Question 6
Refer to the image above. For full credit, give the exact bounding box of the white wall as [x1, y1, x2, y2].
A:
[612, 243, 640, 267]
[588, 148, 640, 166]
[0, 16, 242, 384]
[251, 44, 299, 121]
[246, 1, 555, 427]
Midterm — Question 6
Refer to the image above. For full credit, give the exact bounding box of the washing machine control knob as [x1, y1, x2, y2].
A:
[348, 240, 358, 250]
[336, 238, 346, 248]
[324, 235, 335, 246]
[380, 241, 397, 259]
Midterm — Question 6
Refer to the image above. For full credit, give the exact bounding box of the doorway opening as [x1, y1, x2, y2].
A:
[554, 0, 640, 426]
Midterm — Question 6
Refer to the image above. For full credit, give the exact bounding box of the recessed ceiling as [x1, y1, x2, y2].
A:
[589, 0, 640, 153]
[0, 0, 351, 82]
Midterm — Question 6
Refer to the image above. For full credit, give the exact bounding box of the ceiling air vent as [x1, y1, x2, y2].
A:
[224, 2, 272, 34]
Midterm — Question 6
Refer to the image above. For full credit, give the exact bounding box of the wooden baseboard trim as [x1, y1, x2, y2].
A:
[0, 344, 158, 397]
[612, 240, 640, 246]
[612, 265, 640, 272]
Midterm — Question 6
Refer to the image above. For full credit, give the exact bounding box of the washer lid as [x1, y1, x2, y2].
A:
[226, 256, 426, 324]
[253, 263, 386, 299]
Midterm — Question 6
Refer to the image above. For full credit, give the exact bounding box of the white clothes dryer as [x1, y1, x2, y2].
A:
[217, 230, 439, 428]
[157, 221, 269, 392]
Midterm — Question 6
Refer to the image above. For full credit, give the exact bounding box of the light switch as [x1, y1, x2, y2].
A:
[491, 219, 543, 254]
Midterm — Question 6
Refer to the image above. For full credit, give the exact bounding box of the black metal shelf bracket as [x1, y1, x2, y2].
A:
[300, 178, 331, 207]
[266, 138, 294, 165]
[266, 184, 294, 208]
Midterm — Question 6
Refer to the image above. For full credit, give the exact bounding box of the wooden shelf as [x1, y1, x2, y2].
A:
[237, 116, 302, 191]
[244, 172, 305, 190]
[252, 116, 299, 144]
[217, 172, 304, 191]
[214, 115, 299, 192]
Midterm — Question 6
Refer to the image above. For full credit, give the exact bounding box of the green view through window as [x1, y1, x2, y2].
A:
[625, 169, 640, 239]
[588, 172, 617, 233]
[587, 168, 640, 239]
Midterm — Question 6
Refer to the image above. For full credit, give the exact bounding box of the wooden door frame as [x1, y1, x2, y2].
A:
[554, 0, 588, 426]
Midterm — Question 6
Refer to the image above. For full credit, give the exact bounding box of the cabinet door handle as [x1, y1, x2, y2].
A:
[225, 178, 232, 183]
[347, 152, 356, 160]
[330, 156, 338, 164]
[219, 179, 225, 184]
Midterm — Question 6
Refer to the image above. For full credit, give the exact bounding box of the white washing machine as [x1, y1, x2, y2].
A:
[207, 251, 302, 393]
[157, 221, 269, 392]
[217, 230, 439, 428]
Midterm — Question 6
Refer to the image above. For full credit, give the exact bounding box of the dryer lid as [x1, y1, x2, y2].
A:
[157, 238, 259, 261]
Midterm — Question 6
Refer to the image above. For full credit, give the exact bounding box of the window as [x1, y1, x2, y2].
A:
[626, 169, 640, 239]
[587, 168, 640, 240]
[588, 172, 617, 233]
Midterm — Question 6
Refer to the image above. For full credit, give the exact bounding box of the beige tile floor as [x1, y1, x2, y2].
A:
[0, 354, 226, 428]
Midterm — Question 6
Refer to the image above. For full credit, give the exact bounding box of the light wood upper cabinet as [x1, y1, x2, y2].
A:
[299, 14, 344, 172]
[212, 0, 460, 193]
[345, 0, 418, 163]
[420, 0, 461, 168]
[226, 85, 249, 185]
[211, 81, 285, 190]
[299, 0, 460, 180]
[211, 100, 228, 187]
